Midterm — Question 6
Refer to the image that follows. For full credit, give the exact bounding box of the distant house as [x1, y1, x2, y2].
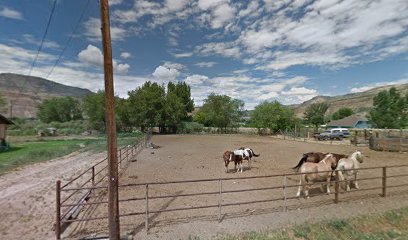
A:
[327, 115, 372, 129]
[0, 114, 14, 148]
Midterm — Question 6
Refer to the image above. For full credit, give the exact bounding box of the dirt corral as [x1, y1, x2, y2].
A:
[67, 134, 408, 240]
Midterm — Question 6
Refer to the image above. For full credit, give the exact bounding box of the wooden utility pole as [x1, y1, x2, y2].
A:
[99, 0, 120, 239]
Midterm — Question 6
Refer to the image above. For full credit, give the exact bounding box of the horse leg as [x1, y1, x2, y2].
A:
[240, 162, 243, 173]
[326, 175, 331, 194]
[296, 178, 302, 198]
[353, 172, 359, 189]
[305, 184, 310, 199]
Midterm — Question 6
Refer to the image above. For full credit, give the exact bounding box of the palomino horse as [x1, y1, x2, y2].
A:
[292, 152, 348, 171]
[222, 151, 243, 173]
[296, 154, 337, 198]
[238, 147, 260, 169]
[336, 151, 364, 191]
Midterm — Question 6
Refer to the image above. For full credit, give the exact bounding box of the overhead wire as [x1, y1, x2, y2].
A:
[44, 0, 91, 80]
[27, 0, 58, 77]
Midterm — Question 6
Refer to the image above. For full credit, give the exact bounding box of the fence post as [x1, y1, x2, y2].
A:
[218, 179, 222, 222]
[335, 171, 339, 204]
[354, 130, 358, 146]
[119, 149, 122, 164]
[56, 180, 61, 240]
[91, 167, 95, 186]
[283, 176, 287, 212]
[145, 184, 149, 232]
[382, 167, 387, 197]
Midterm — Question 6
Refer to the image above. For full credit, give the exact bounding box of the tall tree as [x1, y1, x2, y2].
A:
[167, 81, 194, 119]
[251, 101, 299, 132]
[369, 87, 408, 129]
[194, 94, 244, 129]
[127, 81, 165, 131]
[37, 97, 82, 123]
[303, 102, 330, 130]
[332, 107, 354, 120]
[82, 91, 106, 131]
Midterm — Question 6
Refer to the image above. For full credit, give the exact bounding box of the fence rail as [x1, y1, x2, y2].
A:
[55, 133, 151, 239]
[56, 163, 408, 238]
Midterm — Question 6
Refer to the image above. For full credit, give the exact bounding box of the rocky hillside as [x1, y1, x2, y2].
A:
[0, 73, 93, 118]
[292, 83, 408, 117]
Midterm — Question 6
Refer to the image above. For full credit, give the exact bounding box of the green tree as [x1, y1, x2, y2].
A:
[194, 94, 244, 129]
[82, 91, 106, 131]
[167, 81, 194, 119]
[162, 91, 185, 133]
[369, 87, 408, 129]
[332, 107, 354, 120]
[303, 102, 330, 130]
[116, 98, 132, 132]
[127, 81, 165, 131]
[37, 97, 82, 123]
[251, 101, 299, 133]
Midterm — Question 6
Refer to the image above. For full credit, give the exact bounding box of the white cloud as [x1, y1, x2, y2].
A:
[172, 52, 194, 58]
[0, 6, 23, 20]
[184, 74, 209, 85]
[197, 0, 226, 10]
[84, 17, 127, 42]
[282, 87, 317, 95]
[109, 0, 123, 5]
[152, 65, 180, 80]
[350, 78, 408, 93]
[195, 61, 217, 68]
[120, 52, 131, 59]
[196, 42, 240, 58]
[78, 45, 130, 74]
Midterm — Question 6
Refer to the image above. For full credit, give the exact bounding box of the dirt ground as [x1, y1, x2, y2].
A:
[0, 150, 108, 240]
[66, 134, 408, 240]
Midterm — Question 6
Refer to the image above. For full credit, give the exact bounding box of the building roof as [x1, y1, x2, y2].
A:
[0, 114, 14, 124]
[328, 114, 368, 128]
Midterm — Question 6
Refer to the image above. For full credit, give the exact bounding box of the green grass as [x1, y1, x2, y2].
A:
[211, 207, 408, 240]
[0, 133, 144, 174]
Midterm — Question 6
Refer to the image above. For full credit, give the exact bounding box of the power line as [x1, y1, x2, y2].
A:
[27, 0, 58, 77]
[45, 0, 91, 79]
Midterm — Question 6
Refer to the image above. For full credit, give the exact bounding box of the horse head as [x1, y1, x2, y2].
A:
[353, 151, 363, 163]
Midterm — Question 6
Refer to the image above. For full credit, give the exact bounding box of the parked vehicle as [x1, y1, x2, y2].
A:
[317, 128, 350, 140]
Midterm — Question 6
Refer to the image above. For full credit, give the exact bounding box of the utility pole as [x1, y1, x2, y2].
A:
[9, 100, 13, 119]
[99, 0, 120, 239]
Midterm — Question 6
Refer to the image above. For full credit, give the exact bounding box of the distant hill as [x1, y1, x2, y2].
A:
[292, 83, 408, 117]
[0, 73, 93, 118]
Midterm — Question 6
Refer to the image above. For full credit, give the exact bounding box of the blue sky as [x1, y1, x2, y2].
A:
[0, 0, 407, 109]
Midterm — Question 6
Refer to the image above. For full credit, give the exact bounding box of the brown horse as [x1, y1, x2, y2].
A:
[223, 151, 243, 173]
[292, 152, 347, 171]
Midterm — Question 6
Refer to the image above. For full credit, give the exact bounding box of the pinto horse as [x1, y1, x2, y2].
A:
[238, 147, 260, 169]
[223, 151, 243, 173]
[292, 152, 347, 171]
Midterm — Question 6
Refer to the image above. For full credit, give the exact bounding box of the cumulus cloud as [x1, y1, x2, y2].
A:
[78, 45, 130, 74]
[152, 65, 180, 80]
[0, 6, 23, 20]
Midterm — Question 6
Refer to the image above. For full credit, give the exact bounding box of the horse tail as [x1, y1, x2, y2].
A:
[251, 149, 260, 157]
[293, 154, 307, 170]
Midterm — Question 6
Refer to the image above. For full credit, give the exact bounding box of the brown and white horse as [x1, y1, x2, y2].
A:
[296, 153, 337, 198]
[238, 147, 260, 169]
[223, 151, 243, 173]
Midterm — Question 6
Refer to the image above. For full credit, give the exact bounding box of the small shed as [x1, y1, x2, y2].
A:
[0, 114, 13, 140]
[327, 114, 372, 129]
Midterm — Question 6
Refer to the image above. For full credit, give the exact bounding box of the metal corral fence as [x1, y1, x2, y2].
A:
[55, 164, 408, 239]
[370, 137, 408, 152]
[55, 133, 151, 239]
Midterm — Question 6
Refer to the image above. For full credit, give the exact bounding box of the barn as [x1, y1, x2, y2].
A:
[0, 114, 13, 151]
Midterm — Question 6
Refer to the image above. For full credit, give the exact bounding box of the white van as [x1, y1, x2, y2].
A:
[330, 128, 350, 137]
